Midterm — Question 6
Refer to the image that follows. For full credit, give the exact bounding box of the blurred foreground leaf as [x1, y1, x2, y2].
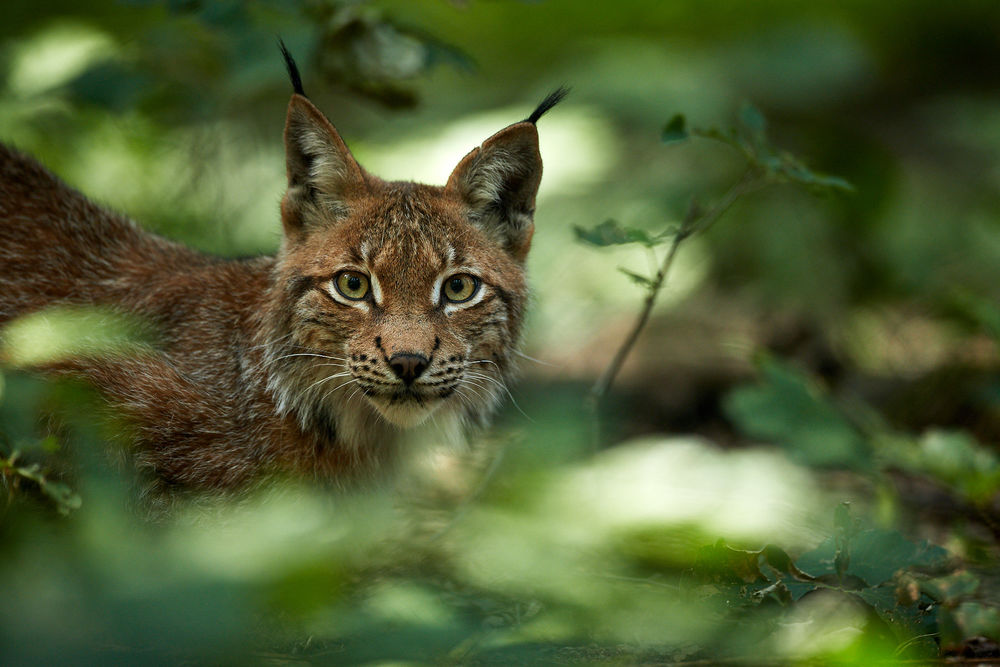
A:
[950, 289, 1000, 342]
[878, 429, 1000, 506]
[696, 539, 814, 587]
[1, 306, 153, 367]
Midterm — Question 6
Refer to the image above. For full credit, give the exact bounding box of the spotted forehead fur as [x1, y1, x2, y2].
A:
[294, 181, 523, 296]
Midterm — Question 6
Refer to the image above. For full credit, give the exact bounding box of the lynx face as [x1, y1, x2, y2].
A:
[264, 92, 555, 439]
[277, 187, 526, 429]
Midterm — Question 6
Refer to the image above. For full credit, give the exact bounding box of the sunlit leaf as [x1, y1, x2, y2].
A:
[696, 540, 768, 584]
[1, 306, 153, 367]
[919, 430, 1000, 503]
[617, 524, 717, 571]
[886, 430, 1000, 505]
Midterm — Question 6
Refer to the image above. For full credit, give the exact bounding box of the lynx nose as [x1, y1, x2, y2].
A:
[388, 353, 429, 385]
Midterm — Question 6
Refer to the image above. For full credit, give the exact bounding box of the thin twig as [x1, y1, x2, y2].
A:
[586, 169, 762, 440]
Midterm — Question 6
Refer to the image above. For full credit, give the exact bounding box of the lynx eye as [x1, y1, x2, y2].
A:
[333, 271, 370, 301]
[442, 274, 480, 304]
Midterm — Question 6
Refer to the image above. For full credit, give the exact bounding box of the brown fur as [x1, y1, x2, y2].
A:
[0, 90, 559, 497]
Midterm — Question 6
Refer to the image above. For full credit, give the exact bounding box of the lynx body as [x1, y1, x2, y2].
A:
[0, 61, 564, 494]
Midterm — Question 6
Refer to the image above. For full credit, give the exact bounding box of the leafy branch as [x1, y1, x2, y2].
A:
[577, 104, 852, 426]
[1, 446, 81, 516]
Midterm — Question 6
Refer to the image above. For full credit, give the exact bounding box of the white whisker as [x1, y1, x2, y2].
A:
[464, 370, 530, 421]
[270, 352, 350, 364]
[321, 378, 359, 406]
[302, 371, 352, 394]
[514, 350, 555, 366]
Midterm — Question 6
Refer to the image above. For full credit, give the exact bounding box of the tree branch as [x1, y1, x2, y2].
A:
[586, 169, 762, 431]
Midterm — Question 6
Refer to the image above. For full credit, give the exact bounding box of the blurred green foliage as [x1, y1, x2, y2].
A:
[3, 0, 1000, 663]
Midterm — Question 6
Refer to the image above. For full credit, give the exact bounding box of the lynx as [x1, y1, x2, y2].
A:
[0, 47, 565, 496]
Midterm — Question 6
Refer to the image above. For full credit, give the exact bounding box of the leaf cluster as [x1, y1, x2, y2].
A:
[663, 105, 853, 194]
[696, 506, 950, 659]
[575, 104, 852, 300]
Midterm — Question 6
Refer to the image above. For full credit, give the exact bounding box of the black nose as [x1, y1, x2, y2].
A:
[388, 353, 429, 385]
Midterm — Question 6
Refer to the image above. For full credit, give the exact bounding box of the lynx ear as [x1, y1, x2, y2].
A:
[281, 94, 367, 235]
[446, 122, 543, 261]
[446, 87, 567, 260]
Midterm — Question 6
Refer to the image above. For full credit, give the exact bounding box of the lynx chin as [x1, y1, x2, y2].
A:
[0, 45, 567, 497]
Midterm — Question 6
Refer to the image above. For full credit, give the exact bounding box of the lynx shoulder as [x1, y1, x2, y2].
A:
[0, 50, 566, 495]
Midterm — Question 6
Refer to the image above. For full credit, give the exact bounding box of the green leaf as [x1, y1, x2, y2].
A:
[723, 357, 873, 471]
[796, 529, 949, 589]
[661, 114, 688, 143]
[2, 305, 154, 367]
[618, 268, 655, 289]
[767, 153, 854, 193]
[695, 541, 815, 589]
[616, 524, 718, 570]
[760, 543, 815, 581]
[881, 429, 1000, 505]
[573, 220, 664, 248]
[695, 540, 768, 584]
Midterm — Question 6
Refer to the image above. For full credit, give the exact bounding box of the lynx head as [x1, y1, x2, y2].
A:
[264, 48, 565, 441]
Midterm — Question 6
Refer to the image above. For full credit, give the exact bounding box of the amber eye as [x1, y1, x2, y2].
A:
[442, 274, 480, 304]
[333, 271, 370, 301]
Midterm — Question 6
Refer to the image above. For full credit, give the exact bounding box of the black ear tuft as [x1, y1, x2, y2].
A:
[278, 38, 306, 97]
[525, 86, 569, 124]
